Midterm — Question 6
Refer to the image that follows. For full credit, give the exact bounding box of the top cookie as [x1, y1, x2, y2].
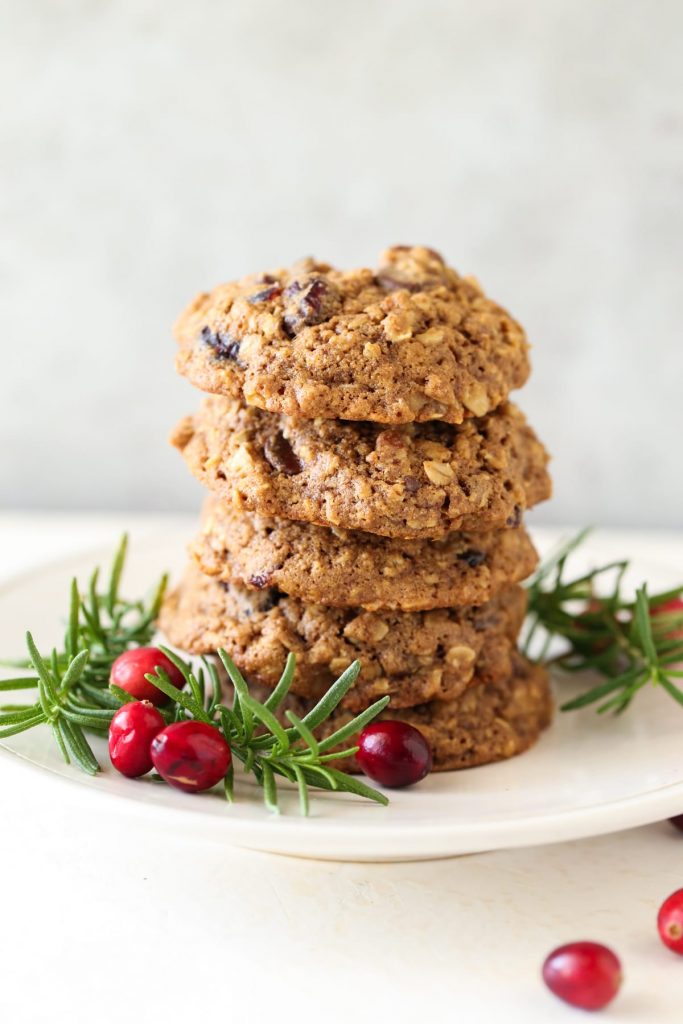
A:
[175, 246, 530, 424]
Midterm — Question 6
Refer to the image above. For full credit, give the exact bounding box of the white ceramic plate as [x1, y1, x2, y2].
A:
[1, 528, 682, 862]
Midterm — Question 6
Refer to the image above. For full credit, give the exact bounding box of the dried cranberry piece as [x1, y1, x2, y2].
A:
[283, 280, 303, 298]
[457, 549, 486, 568]
[248, 571, 273, 590]
[299, 279, 332, 321]
[281, 315, 298, 339]
[281, 276, 341, 335]
[247, 285, 282, 304]
[506, 504, 522, 528]
[260, 587, 285, 612]
[403, 475, 421, 494]
[263, 433, 303, 475]
[200, 325, 241, 362]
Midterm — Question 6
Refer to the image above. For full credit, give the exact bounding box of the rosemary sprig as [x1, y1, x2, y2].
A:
[1, 535, 167, 705]
[0, 535, 167, 772]
[145, 647, 390, 813]
[0, 536, 389, 813]
[524, 531, 683, 714]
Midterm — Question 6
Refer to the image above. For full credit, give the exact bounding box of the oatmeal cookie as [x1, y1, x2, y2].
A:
[174, 246, 530, 424]
[159, 564, 528, 711]
[233, 653, 552, 773]
[171, 397, 551, 539]
[191, 496, 539, 611]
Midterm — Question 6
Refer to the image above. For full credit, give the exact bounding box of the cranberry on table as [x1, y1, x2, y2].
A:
[658, 889, 683, 954]
[150, 721, 231, 793]
[355, 721, 432, 788]
[108, 701, 165, 778]
[542, 941, 622, 1011]
[110, 647, 185, 706]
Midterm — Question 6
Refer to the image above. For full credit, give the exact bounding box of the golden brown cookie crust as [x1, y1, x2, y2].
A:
[171, 397, 551, 540]
[234, 653, 552, 773]
[159, 563, 528, 711]
[191, 497, 539, 611]
[174, 246, 530, 425]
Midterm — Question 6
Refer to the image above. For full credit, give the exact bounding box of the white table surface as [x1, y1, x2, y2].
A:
[2, 513, 683, 1024]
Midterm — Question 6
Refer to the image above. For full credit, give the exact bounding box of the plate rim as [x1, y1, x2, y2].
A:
[3, 737, 683, 862]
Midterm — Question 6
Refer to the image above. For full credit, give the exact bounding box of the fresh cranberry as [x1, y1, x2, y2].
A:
[110, 647, 185, 706]
[651, 597, 683, 640]
[355, 721, 432, 788]
[108, 700, 165, 778]
[652, 596, 683, 614]
[658, 889, 683, 954]
[669, 814, 683, 832]
[542, 941, 622, 1010]
[150, 721, 231, 793]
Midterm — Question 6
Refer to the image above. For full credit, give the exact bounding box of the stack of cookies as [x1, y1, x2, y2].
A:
[161, 246, 553, 772]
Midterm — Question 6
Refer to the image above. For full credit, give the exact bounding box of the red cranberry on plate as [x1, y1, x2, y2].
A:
[651, 596, 683, 640]
[355, 721, 432, 788]
[108, 700, 165, 778]
[110, 646, 185, 706]
[150, 721, 231, 793]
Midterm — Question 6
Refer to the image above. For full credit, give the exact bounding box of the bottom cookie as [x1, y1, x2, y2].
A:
[227, 652, 552, 773]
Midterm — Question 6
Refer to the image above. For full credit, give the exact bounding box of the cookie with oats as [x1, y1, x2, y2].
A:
[229, 652, 553, 773]
[171, 397, 551, 539]
[190, 496, 539, 611]
[174, 246, 530, 424]
[159, 564, 528, 711]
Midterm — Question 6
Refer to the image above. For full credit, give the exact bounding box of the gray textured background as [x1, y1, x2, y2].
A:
[1, 0, 682, 526]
